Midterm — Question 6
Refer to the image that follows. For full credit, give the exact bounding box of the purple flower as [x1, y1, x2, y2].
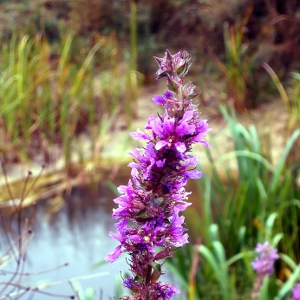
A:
[250, 242, 279, 299]
[291, 283, 300, 300]
[105, 50, 210, 299]
[251, 242, 279, 276]
[153, 95, 166, 105]
[152, 91, 175, 106]
[120, 282, 179, 300]
[154, 49, 192, 80]
[165, 208, 189, 247]
[148, 282, 180, 299]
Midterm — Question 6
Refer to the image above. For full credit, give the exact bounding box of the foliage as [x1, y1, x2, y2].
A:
[1, 0, 300, 114]
[167, 109, 300, 299]
[263, 65, 300, 129]
[263, 63, 300, 166]
[0, 1, 300, 299]
[69, 279, 96, 300]
[289, 72, 300, 127]
[0, 31, 132, 167]
[207, 7, 258, 111]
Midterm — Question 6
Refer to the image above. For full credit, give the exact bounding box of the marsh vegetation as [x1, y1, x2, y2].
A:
[0, 1, 299, 299]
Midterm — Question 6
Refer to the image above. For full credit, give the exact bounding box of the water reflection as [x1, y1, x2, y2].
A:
[0, 169, 188, 299]
[0, 183, 128, 299]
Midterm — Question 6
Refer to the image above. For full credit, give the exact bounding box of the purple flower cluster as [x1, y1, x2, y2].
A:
[250, 242, 279, 300]
[106, 50, 210, 299]
[251, 242, 279, 277]
[291, 284, 300, 300]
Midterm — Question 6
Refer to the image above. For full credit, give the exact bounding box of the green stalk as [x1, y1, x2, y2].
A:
[126, 0, 138, 121]
[17, 36, 29, 143]
[130, 0, 137, 72]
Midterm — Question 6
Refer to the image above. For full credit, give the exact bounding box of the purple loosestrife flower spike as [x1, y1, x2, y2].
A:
[291, 283, 300, 300]
[251, 242, 279, 276]
[250, 242, 279, 300]
[105, 50, 210, 300]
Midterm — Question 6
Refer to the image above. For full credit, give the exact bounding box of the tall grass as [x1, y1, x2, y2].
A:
[290, 72, 300, 126]
[263, 63, 300, 166]
[0, 32, 131, 169]
[208, 7, 257, 111]
[124, 0, 140, 123]
[262, 64, 300, 129]
[167, 109, 300, 299]
[202, 108, 300, 256]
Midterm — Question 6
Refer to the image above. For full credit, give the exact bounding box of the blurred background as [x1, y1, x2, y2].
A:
[0, 0, 299, 299]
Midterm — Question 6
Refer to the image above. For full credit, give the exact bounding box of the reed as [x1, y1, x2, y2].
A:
[124, 0, 140, 123]
[0, 31, 130, 169]
[263, 63, 300, 167]
[167, 109, 300, 299]
[208, 7, 257, 111]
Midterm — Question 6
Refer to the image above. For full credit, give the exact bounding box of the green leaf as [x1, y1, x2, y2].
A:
[84, 288, 96, 300]
[69, 279, 84, 300]
[199, 244, 229, 300]
[271, 129, 300, 192]
[92, 259, 107, 269]
[279, 254, 298, 270]
[259, 276, 269, 300]
[265, 212, 278, 239]
[226, 251, 252, 267]
[209, 224, 219, 242]
[275, 265, 300, 300]
[272, 234, 283, 248]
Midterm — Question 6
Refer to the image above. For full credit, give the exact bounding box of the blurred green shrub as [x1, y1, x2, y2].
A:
[263, 63, 300, 167]
[0, 31, 131, 167]
[208, 7, 258, 111]
[2, 1, 300, 88]
[167, 110, 300, 299]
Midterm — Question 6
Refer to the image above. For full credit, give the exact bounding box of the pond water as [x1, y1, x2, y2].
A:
[0, 172, 190, 299]
[0, 185, 124, 299]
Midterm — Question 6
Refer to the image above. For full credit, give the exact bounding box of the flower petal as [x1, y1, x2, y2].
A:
[175, 142, 186, 153]
[185, 169, 202, 179]
[130, 130, 151, 141]
[155, 140, 168, 150]
[105, 245, 123, 263]
[176, 122, 195, 136]
[163, 116, 175, 135]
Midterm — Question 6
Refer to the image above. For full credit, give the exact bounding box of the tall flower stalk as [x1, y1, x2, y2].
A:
[106, 50, 210, 299]
[250, 242, 279, 300]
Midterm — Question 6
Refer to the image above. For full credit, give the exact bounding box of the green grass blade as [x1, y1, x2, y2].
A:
[270, 129, 300, 192]
[275, 265, 300, 300]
